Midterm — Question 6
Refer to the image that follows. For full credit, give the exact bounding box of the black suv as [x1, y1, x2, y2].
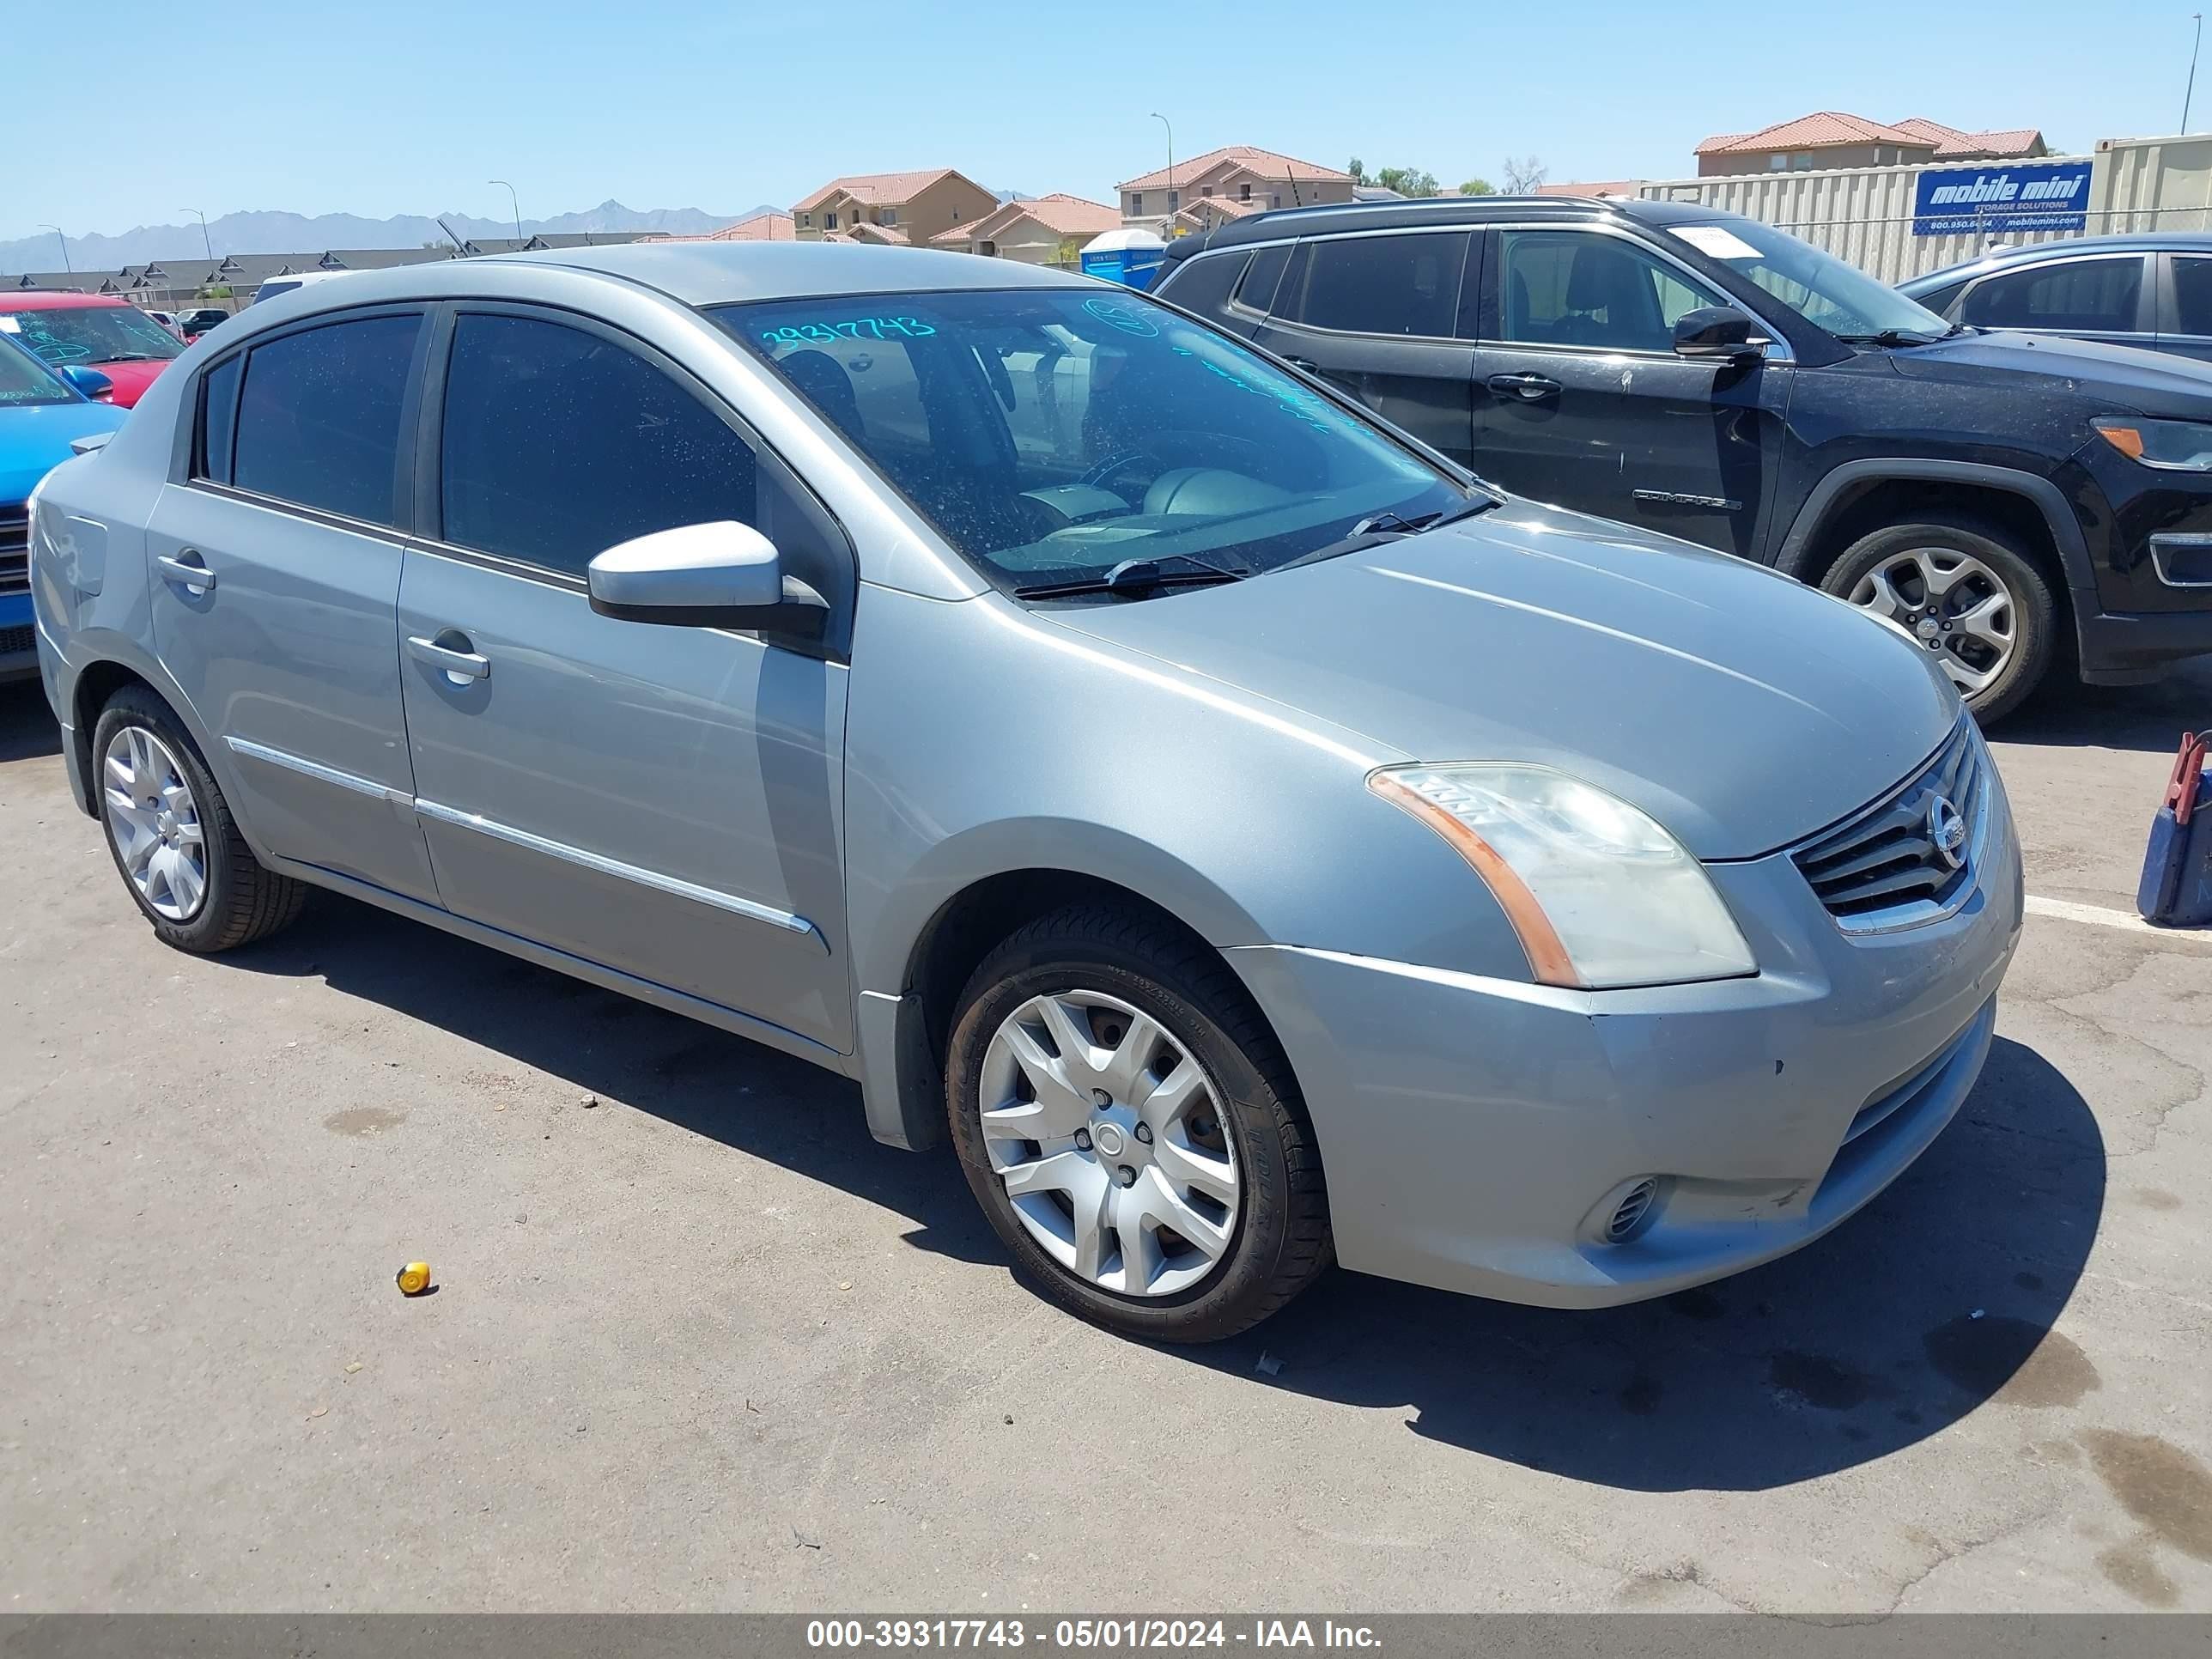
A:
[1155, 197, 2212, 719]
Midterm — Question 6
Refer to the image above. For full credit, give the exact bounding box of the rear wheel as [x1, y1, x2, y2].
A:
[1820, 516, 2057, 723]
[945, 903, 1331, 1342]
[92, 686, 307, 953]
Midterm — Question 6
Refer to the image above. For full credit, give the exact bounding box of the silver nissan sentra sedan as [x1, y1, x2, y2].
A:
[28, 243, 2021, 1341]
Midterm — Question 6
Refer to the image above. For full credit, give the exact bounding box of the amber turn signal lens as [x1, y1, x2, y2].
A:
[2095, 422, 2146, 460]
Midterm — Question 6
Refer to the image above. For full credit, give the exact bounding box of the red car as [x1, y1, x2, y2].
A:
[0, 292, 185, 408]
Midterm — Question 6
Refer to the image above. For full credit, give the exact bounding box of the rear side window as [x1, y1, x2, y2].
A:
[233, 314, 422, 524]
[437, 313, 758, 578]
[1158, 251, 1249, 316]
[1235, 244, 1291, 313]
[2171, 257, 2212, 335]
[1279, 233, 1468, 337]
[1960, 258, 2143, 331]
[193, 356, 242, 483]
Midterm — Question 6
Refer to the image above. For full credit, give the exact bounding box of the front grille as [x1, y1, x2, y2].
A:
[0, 624, 33, 659]
[1793, 720, 1985, 930]
[0, 503, 27, 597]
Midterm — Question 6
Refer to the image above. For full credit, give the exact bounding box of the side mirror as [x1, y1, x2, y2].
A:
[1673, 306, 1764, 362]
[586, 520, 827, 636]
[59, 364, 115, 401]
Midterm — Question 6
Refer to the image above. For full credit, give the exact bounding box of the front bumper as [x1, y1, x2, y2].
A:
[1230, 793, 2023, 1308]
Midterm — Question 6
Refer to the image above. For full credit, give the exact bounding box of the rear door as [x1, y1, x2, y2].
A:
[1249, 229, 1480, 465]
[1468, 225, 1784, 557]
[1954, 252, 2154, 350]
[2156, 252, 2212, 362]
[396, 305, 855, 1053]
[144, 308, 441, 903]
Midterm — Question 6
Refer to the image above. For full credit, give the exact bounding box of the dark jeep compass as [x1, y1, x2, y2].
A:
[1154, 196, 2212, 719]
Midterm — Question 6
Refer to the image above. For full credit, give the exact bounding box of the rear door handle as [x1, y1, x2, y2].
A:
[156, 550, 215, 591]
[1487, 373, 1561, 402]
[407, 632, 490, 684]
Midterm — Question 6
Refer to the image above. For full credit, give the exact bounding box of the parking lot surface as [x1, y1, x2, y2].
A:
[3, 665, 2209, 1615]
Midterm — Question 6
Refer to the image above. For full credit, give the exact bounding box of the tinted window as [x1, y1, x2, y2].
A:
[1909, 280, 1968, 319]
[1158, 251, 1249, 316]
[2171, 256, 2212, 335]
[1282, 232, 1468, 337]
[1236, 244, 1291, 313]
[439, 313, 757, 577]
[1961, 258, 2143, 331]
[233, 315, 421, 523]
[1497, 230, 1725, 351]
[195, 356, 241, 483]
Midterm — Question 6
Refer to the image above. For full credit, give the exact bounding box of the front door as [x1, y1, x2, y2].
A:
[1470, 228, 1785, 558]
[1250, 230, 1480, 466]
[145, 309, 441, 903]
[396, 307, 854, 1053]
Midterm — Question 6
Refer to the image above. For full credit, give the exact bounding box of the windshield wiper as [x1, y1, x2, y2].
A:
[1272, 495, 1499, 574]
[1837, 329, 1944, 348]
[1013, 554, 1247, 600]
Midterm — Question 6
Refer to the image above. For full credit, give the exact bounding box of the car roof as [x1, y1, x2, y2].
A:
[489, 240, 1094, 306]
[1160, 193, 1735, 259]
[1902, 232, 2212, 289]
[0, 290, 127, 310]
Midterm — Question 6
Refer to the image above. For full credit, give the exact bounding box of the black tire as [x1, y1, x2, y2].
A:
[91, 685, 307, 953]
[945, 902, 1331, 1343]
[1819, 515, 2059, 724]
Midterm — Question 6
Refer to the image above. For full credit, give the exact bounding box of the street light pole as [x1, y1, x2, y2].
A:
[181, 207, 213, 260]
[490, 179, 522, 245]
[2189, 13, 2205, 133]
[1150, 112, 1174, 222]
[38, 224, 70, 272]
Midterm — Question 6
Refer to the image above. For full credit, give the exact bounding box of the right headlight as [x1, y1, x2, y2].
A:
[1368, 763, 1757, 991]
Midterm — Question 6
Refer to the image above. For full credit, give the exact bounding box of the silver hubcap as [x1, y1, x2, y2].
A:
[978, 989, 1240, 1297]
[102, 726, 208, 921]
[1848, 546, 2017, 699]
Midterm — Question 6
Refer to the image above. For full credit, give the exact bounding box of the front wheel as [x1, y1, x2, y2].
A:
[945, 904, 1331, 1342]
[1820, 516, 2058, 723]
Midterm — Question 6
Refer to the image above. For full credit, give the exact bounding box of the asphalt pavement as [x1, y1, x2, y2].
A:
[2, 664, 2207, 1614]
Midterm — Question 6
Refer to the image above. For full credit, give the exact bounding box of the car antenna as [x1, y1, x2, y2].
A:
[434, 217, 468, 256]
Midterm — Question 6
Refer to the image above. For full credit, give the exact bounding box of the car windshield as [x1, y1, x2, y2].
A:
[0, 339, 75, 406]
[1664, 220, 1952, 341]
[0, 303, 185, 367]
[708, 288, 1469, 592]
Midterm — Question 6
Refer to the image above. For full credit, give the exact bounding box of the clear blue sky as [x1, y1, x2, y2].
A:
[6, 0, 2197, 240]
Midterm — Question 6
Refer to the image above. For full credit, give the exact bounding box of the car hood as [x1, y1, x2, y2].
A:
[82, 358, 173, 408]
[1888, 329, 2212, 410]
[0, 399, 127, 504]
[1037, 501, 1959, 860]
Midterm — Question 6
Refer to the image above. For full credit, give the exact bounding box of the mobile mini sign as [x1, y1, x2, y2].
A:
[1911, 161, 2094, 236]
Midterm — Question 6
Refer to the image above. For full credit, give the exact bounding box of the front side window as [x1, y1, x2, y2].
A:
[1279, 233, 1468, 337]
[708, 288, 1466, 592]
[0, 303, 183, 368]
[438, 313, 759, 578]
[233, 313, 422, 524]
[2171, 256, 2212, 336]
[1496, 230, 1723, 352]
[0, 339, 73, 406]
[1961, 258, 2144, 332]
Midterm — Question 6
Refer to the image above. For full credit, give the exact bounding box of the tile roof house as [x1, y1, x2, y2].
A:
[930, 194, 1121, 264]
[1695, 112, 2050, 177]
[638, 211, 799, 245]
[1116, 146, 1353, 227]
[791, 169, 997, 245]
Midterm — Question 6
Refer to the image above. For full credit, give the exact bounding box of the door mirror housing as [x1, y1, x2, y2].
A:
[59, 364, 115, 401]
[586, 520, 826, 635]
[1673, 306, 1764, 362]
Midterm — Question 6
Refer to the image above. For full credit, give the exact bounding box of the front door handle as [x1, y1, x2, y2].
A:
[407, 632, 490, 684]
[156, 550, 216, 591]
[1487, 373, 1561, 402]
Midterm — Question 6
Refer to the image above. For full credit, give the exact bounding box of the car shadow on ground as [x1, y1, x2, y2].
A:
[0, 683, 63, 763]
[225, 892, 2106, 1493]
[2002, 656, 2211, 753]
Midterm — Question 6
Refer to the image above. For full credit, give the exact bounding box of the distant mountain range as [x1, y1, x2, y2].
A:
[0, 200, 787, 276]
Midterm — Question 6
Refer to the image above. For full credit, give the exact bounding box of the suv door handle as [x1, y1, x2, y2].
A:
[407, 632, 490, 684]
[1486, 373, 1561, 402]
[156, 550, 216, 591]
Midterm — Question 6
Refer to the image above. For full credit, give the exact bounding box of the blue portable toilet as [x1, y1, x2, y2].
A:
[1081, 228, 1169, 291]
